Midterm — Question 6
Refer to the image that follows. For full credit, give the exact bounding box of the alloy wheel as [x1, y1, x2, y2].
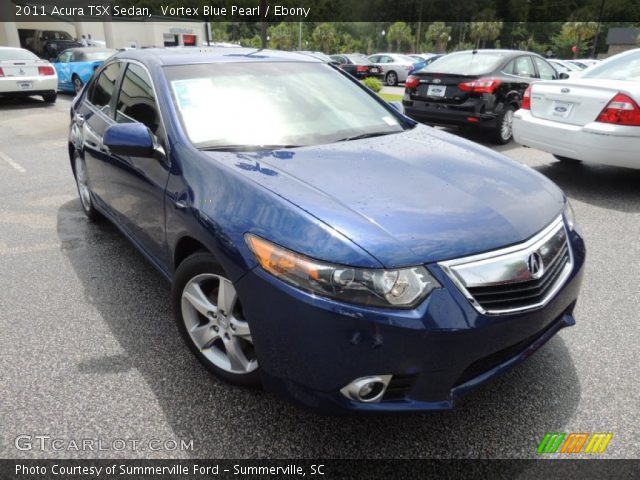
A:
[501, 109, 514, 141]
[386, 72, 397, 86]
[74, 155, 92, 212]
[181, 273, 257, 375]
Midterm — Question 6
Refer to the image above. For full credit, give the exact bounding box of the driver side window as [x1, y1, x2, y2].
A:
[115, 63, 161, 137]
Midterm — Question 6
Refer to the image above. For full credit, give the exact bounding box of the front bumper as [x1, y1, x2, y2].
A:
[235, 228, 586, 412]
[513, 109, 640, 169]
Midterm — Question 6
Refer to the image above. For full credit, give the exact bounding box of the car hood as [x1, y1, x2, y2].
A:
[207, 125, 565, 267]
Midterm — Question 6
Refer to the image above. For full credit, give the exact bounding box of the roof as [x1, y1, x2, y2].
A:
[606, 27, 640, 45]
[116, 47, 322, 67]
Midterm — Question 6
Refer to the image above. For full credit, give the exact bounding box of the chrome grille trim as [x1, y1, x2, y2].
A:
[438, 216, 573, 315]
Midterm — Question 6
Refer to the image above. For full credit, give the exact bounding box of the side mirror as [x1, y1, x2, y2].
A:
[104, 123, 155, 157]
[558, 72, 570, 80]
[388, 100, 404, 114]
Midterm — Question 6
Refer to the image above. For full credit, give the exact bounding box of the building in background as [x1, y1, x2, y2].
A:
[605, 27, 640, 56]
[1, 17, 206, 54]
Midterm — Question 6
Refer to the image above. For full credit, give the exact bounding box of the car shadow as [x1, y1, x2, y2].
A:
[0, 96, 56, 110]
[57, 198, 581, 459]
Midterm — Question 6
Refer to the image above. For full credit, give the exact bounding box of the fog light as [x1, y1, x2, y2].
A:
[340, 375, 392, 403]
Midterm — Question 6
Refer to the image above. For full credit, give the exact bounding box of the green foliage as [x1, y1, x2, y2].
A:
[268, 22, 298, 50]
[387, 22, 413, 51]
[361, 77, 382, 93]
[312, 22, 338, 53]
[424, 22, 451, 53]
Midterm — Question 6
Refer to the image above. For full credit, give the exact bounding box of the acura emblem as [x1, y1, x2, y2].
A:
[527, 252, 544, 279]
[561, 87, 570, 94]
[433, 78, 442, 84]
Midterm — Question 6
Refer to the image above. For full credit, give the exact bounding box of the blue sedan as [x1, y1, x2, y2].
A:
[68, 48, 585, 412]
[53, 47, 116, 93]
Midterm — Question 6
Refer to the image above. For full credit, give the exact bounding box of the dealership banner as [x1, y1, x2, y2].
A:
[2, 459, 639, 479]
[1, 0, 640, 22]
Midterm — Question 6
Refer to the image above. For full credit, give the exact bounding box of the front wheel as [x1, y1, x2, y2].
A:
[172, 253, 260, 387]
[385, 71, 398, 86]
[491, 105, 515, 145]
[73, 152, 101, 221]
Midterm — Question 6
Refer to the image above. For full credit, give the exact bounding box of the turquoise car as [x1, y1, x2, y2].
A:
[53, 48, 116, 94]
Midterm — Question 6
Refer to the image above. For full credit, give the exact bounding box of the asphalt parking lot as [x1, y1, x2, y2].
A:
[1, 94, 638, 460]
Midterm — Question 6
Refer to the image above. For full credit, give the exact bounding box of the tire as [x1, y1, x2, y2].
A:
[73, 152, 102, 221]
[385, 71, 398, 86]
[42, 92, 57, 104]
[72, 76, 83, 94]
[491, 104, 516, 145]
[172, 252, 260, 387]
[553, 154, 582, 164]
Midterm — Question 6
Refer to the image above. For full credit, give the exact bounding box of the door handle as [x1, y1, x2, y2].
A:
[174, 200, 188, 209]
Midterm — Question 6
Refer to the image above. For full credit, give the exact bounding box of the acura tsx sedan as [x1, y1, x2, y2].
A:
[68, 48, 585, 412]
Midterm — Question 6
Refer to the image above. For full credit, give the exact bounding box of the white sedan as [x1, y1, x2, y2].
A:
[513, 48, 640, 169]
[0, 47, 58, 103]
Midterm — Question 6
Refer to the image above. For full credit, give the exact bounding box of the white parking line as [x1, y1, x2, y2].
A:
[0, 151, 26, 173]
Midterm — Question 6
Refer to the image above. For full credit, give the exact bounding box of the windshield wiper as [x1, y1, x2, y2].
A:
[335, 131, 396, 143]
[199, 144, 302, 152]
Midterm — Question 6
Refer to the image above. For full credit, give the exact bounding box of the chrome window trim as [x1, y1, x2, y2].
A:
[439, 216, 573, 315]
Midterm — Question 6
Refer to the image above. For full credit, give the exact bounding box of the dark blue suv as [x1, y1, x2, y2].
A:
[68, 48, 585, 412]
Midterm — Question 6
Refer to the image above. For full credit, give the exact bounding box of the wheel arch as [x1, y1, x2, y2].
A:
[173, 235, 212, 271]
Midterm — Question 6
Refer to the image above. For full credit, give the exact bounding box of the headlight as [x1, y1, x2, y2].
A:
[563, 200, 576, 231]
[245, 234, 440, 308]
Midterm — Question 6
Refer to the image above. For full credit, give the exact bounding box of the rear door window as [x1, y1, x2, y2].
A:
[533, 57, 557, 80]
[513, 56, 535, 78]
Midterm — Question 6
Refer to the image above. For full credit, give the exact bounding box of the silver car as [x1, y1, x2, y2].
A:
[368, 53, 418, 86]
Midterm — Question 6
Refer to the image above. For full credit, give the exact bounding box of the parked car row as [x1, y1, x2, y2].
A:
[0, 46, 117, 102]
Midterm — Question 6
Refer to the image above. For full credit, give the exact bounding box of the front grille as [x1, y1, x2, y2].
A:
[467, 243, 570, 312]
[439, 216, 573, 315]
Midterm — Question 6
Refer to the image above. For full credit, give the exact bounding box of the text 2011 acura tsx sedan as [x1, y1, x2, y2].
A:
[68, 48, 585, 412]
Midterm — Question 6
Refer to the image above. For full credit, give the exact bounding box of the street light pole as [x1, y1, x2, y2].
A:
[591, 0, 606, 58]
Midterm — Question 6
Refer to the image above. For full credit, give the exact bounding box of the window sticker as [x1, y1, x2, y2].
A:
[382, 116, 399, 126]
[171, 78, 213, 110]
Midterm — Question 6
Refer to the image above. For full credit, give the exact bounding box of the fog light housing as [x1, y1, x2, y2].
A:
[340, 375, 392, 403]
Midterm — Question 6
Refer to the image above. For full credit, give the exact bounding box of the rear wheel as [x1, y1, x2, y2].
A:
[172, 253, 260, 387]
[72, 76, 83, 94]
[385, 71, 398, 86]
[42, 92, 57, 104]
[491, 105, 515, 144]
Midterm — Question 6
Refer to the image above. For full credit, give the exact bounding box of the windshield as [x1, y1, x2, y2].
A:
[0, 48, 39, 61]
[420, 52, 506, 75]
[345, 54, 371, 64]
[81, 50, 116, 61]
[394, 54, 419, 63]
[581, 51, 640, 81]
[164, 62, 406, 150]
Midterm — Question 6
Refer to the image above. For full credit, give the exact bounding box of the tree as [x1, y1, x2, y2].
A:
[386, 21, 413, 52]
[561, 21, 599, 58]
[469, 9, 503, 49]
[312, 23, 338, 53]
[268, 23, 297, 50]
[424, 22, 451, 53]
